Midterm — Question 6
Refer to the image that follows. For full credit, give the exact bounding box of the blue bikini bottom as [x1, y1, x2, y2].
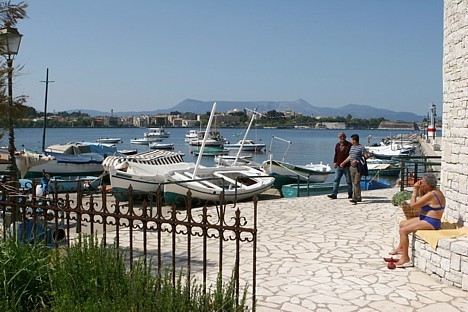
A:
[419, 214, 442, 230]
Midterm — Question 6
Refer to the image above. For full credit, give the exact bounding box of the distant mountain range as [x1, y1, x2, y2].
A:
[68, 99, 424, 122]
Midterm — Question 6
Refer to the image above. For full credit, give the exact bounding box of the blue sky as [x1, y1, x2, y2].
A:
[14, 0, 443, 115]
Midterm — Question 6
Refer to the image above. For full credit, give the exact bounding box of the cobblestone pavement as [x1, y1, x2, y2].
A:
[103, 187, 468, 311]
[250, 188, 468, 311]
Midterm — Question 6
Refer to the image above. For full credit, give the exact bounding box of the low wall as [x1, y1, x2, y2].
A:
[393, 208, 468, 291]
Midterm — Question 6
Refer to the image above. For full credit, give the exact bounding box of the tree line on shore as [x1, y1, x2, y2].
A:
[11, 105, 392, 129]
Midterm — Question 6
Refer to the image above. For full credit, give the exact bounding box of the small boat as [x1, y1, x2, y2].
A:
[103, 150, 195, 200]
[130, 137, 162, 145]
[192, 147, 229, 156]
[262, 159, 332, 191]
[185, 129, 199, 142]
[164, 102, 275, 207]
[149, 142, 174, 150]
[47, 176, 102, 193]
[224, 140, 266, 152]
[214, 155, 260, 168]
[118, 149, 138, 156]
[281, 182, 349, 198]
[189, 131, 225, 147]
[164, 165, 274, 207]
[96, 137, 122, 144]
[366, 159, 401, 177]
[367, 142, 415, 159]
[261, 136, 333, 191]
[17, 142, 119, 179]
[145, 127, 170, 138]
[109, 160, 195, 201]
[360, 177, 392, 190]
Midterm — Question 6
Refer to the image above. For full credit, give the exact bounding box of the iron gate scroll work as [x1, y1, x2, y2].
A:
[0, 181, 258, 310]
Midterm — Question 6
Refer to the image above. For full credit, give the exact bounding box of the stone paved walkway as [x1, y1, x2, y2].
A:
[103, 187, 468, 311]
[250, 188, 468, 311]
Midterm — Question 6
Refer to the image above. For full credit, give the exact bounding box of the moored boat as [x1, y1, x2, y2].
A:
[17, 142, 119, 179]
[261, 159, 332, 191]
[103, 149, 194, 200]
[224, 139, 266, 152]
[360, 177, 392, 190]
[164, 165, 274, 207]
[282, 182, 349, 198]
[96, 137, 122, 144]
[148, 142, 174, 150]
[188, 131, 225, 147]
[145, 127, 170, 138]
[192, 147, 229, 156]
[130, 137, 162, 145]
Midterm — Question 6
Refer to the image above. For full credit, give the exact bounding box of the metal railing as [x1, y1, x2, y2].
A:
[392, 155, 442, 191]
[0, 180, 258, 309]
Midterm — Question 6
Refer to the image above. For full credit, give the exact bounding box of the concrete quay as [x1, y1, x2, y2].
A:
[108, 187, 468, 311]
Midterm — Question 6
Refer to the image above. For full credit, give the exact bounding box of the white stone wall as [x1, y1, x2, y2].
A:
[441, 0, 468, 226]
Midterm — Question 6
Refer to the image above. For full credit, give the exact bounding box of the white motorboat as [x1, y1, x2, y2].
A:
[366, 142, 415, 159]
[17, 142, 119, 179]
[130, 137, 162, 145]
[224, 139, 266, 152]
[148, 142, 174, 150]
[184, 129, 199, 142]
[96, 137, 122, 144]
[188, 131, 225, 147]
[145, 127, 170, 138]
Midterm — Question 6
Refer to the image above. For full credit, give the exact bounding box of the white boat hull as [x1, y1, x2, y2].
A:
[109, 161, 196, 195]
[164, 166, 274, 205]
[262, 160, 332, 183]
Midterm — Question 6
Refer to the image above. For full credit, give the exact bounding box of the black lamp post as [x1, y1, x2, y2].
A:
[0, 25, 22, 182]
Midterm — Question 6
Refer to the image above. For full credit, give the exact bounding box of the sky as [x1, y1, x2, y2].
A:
[13, 0, 443, 115]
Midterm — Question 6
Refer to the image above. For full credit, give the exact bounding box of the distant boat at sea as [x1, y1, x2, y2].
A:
[96, 137, 122, 144]
[145, 127, 170, 139]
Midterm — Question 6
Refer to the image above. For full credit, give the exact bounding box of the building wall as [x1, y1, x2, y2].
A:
[441, 0, 468, 226]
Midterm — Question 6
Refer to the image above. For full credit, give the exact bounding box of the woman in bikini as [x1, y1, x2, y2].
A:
[390, 173, 445, 266]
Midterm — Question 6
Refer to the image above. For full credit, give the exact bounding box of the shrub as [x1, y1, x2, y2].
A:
[0, 239, 53, 311]
[0, 235, 250, 311]
[391, 190, 413, 206]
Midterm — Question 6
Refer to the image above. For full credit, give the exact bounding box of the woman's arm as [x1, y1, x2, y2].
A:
[409, 187, 432, 209]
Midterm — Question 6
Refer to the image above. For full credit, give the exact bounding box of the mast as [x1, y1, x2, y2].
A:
[192, 102, 217, 179]
[232, 109, 257, 166]
[40, 68, 54, 151]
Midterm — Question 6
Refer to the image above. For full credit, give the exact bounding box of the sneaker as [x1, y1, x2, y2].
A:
[327, 194, 337, 199]
[350, 199, 357, 204]
[348, 195, 353, 199]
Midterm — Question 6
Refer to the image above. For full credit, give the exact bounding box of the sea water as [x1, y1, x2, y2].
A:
[9, 127, 431, 184]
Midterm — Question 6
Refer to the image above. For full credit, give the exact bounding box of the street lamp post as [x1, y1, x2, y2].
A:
[0, 26, 22, 182]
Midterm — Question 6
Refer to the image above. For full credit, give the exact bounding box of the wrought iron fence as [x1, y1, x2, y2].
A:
[0, 180, 258, 309]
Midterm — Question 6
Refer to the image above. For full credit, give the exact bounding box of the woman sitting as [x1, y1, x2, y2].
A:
[390, 173, 445, 266]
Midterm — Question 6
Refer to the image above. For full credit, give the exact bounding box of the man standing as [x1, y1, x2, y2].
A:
[343, 134, 368, 204]
[328, 132, 352, 199]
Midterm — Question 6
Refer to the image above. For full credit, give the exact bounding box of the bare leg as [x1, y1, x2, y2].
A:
[396, 219, 434, 265]
[390, 218, 418, 255]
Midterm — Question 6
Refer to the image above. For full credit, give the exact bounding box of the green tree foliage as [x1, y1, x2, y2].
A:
[0, 1, 29, 139]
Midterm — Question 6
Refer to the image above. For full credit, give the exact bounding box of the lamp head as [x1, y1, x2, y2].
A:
[0, 26, 22, 55]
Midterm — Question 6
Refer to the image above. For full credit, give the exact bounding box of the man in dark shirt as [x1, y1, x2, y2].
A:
[328, 132, 352, 199]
